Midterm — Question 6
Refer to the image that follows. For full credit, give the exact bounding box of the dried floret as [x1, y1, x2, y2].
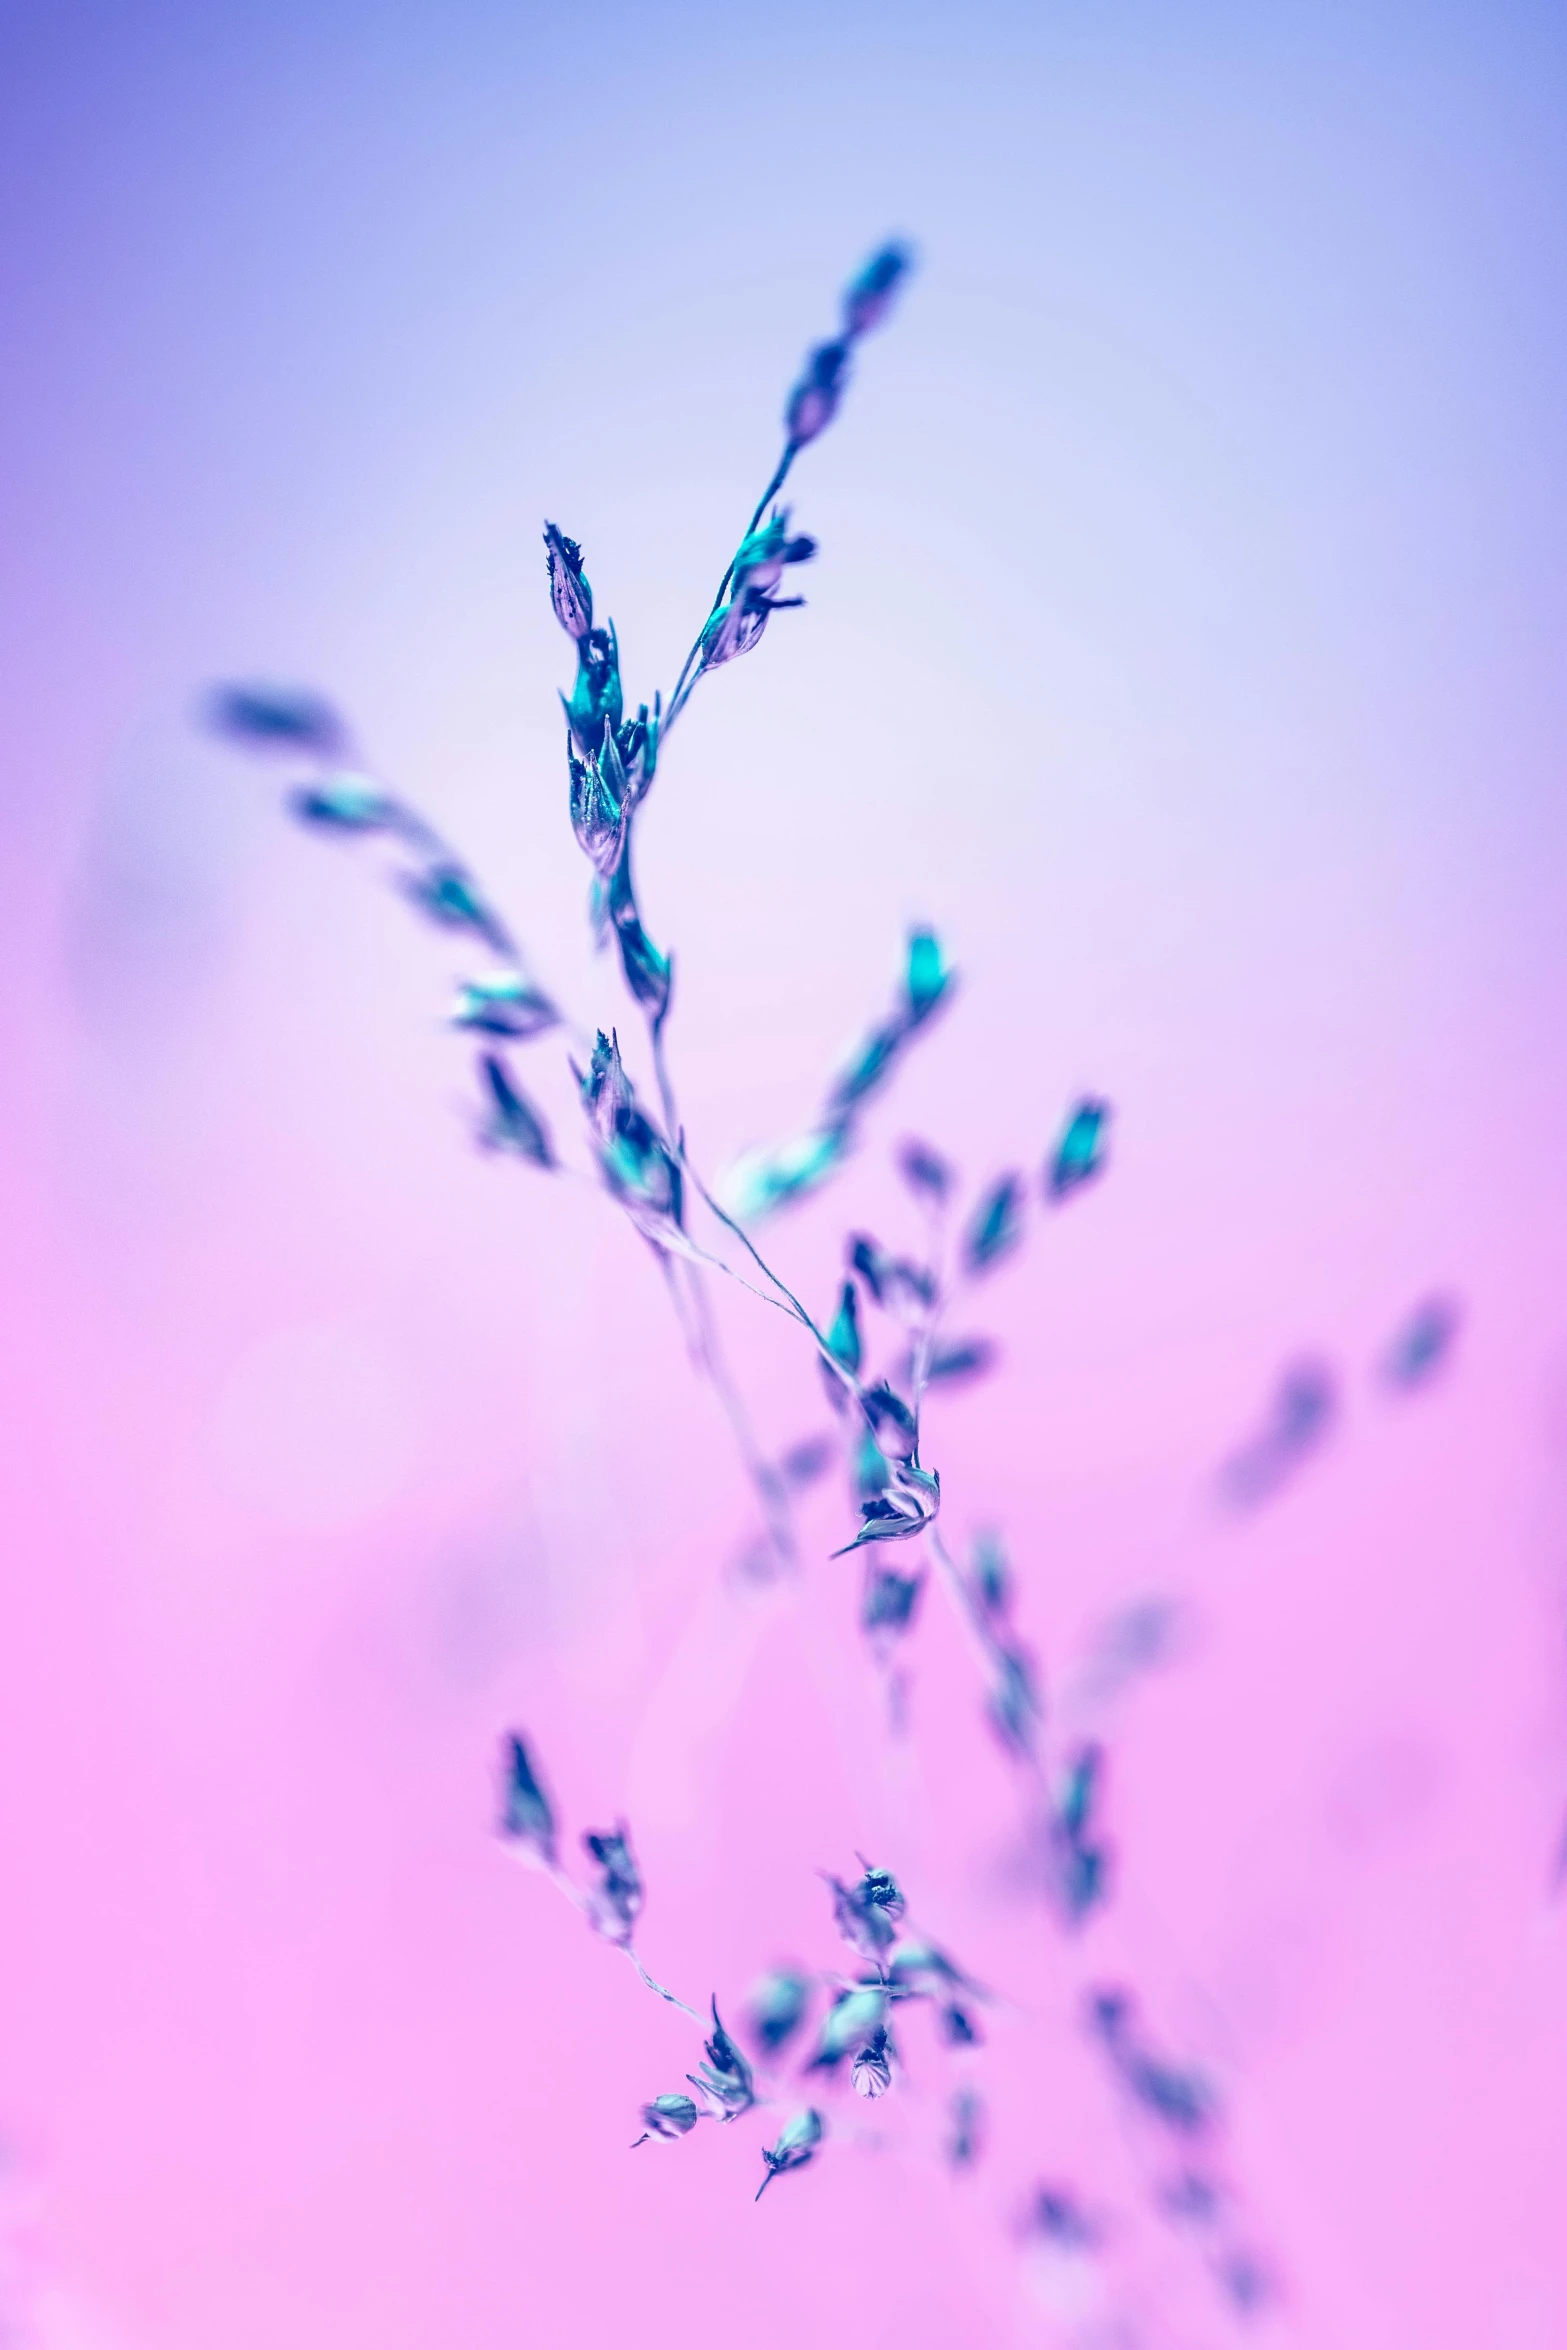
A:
[566, 725, 629, 880]
[851, 2024, 893, 2099]
[835, 1460, 940, 1554]
[577, 1032, 683, 1240]
[699, 514, 815, 674]
[827, 1864, 905, 1962]
[756, 2108, 824, 2200]
[562, 624, 624, 758]
[543, 522, 593, 640]
[688, 1999, 755, 2120]
[732, 511, 817, 598]
[631, 2093, 699, 2148]
[616, 700, 660, 809]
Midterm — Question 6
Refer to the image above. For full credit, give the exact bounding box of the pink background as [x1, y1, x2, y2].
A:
[2, 4, 1566, 2343]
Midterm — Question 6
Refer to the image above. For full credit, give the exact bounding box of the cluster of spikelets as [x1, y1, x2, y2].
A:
[198, 236, 1472, 2315]
[500, 1730, 987, 2202]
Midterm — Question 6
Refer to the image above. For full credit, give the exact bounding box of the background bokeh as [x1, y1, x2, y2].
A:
[2, 3, 1566, 2343]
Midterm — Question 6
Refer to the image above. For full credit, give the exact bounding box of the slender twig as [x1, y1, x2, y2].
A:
[624, 1948, 703, 2022]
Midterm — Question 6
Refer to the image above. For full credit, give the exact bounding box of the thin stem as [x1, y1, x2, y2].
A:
[623, 1946, 703, 2022]
[683, 1153, 833, 1359]
[907, 1196, 953, 1453]
[927, 1528, 1006, 1685]
[682, 1256, 796, 1570]
[519, 1849, 702, 2022]
[645, 999, 797, 1568]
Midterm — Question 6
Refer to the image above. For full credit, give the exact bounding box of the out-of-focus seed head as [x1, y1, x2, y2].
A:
[1381, 1292, 1463, 1391]
[400, 862, 513, 956]
[861, 1563, 923, 1640]
[804, 1985, 886, 2070]
[745, 1968, 812, 2056]
[286, 774, 395, 832]
[841, 241, 914, 338]
[722, 1121, 850, 1223]
[477, 1054, 554, 1168]
[1047, 1096, 1111, 1202]
[947, 2086, 985, 2168]
[207, 681, 347, 759]
[896, 1135, 955, 1203]
[903, 927, 952, 1027]
[785, 337, 852, 449]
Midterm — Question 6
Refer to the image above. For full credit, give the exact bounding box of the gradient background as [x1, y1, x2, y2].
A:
[2, 3, 1566, 2344]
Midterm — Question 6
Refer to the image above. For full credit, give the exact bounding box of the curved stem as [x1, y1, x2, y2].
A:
[624, 1946, 703, 2022]
[681, 1256, 795, 1570]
